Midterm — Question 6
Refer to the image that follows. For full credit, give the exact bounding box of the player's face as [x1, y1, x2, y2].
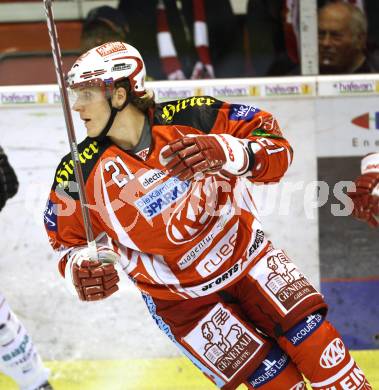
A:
[318, 8, 361, 73]
[72, 87, 111, 138]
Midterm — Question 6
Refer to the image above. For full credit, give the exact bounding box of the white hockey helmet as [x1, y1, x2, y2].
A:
[67, 41, 146, 97]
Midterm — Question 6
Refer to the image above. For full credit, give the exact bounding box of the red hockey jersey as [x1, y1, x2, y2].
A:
[44, 97, 293, 300]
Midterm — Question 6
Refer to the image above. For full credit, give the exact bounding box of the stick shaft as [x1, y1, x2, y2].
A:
[44, 0, 96, 248]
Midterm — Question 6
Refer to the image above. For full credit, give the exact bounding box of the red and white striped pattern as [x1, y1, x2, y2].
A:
[156, 0, 214, 80]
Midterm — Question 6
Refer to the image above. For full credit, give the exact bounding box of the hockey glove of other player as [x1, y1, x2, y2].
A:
[159, 134, 253, 180]
[0, 146, 19, 211]
[348, 154, 379, 228]
[348, 173, 379, 227]
[65, 246, 120, 301]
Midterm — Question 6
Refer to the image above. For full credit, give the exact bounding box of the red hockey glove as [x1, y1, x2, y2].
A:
[159, 134, 252, 180]
[348, 172, 379, 228]
[66, 246, 120, 301]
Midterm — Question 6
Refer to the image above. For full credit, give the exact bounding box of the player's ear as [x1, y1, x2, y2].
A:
[112, 87, 127, 109]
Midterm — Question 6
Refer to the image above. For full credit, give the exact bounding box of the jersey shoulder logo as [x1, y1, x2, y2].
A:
[154, 96, 223, 134]
[52, 138, 108, 199]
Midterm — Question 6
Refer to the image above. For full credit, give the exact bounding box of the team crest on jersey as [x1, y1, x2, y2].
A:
[182, 303, 265, 382]
[166, 176, 222, 244]
[229, 104, 260, 121]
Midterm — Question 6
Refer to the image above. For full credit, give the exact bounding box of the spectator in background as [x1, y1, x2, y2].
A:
[80, 6, 129, 54]
[318, 1, 379, 73]
[246, 0, 379, 77]
[245, 0, 300, 77]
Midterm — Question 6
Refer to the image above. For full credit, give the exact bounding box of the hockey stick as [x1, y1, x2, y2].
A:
[44, 0, 97, 258]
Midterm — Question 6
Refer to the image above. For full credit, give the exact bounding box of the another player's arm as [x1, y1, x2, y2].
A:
[160, 102, 292, 183]
[44, 166, 120, 302]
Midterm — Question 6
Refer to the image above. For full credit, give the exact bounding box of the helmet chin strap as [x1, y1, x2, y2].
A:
[92, 95, 130, 142]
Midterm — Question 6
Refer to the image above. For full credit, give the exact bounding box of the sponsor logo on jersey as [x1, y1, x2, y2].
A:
[250, 250, 319, 315]
[320, 338, 346, 368]
[135, 177, 190, 219]
[55, 141, 99, 188]
[183, 304, 264, 381]
[161, 96, 216, 122]
[138, 169, 166, 189]
[182, 303, 263, 380]
[201, 263, 240, 292]
[177, 201, 235, 270]
[44, 200, 57, 232]
[247, 344, 290, 388]
[285, 313, 324, 346]
[195, 222, 238, 277]
[351, 112, 379, 130]
[178, 234, 214, 270]
[96, 42, 128, 57]
[247, 229, 265, 259]
[167, 177, 223, 244]
[329, 364, 367, 389]
[229, 104, 260, 121]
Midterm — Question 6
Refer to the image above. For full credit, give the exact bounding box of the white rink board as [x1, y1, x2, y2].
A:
[316, 96, 379, 157]
[2, 74, 377, 361]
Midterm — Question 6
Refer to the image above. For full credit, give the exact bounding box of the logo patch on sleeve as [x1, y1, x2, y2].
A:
[44, 200, 57, 232]
[182, 303, 265, 382]
[229, 104, 260, 121]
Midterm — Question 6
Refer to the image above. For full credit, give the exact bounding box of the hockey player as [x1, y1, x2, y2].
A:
[348, 152, 379, 227]
[0, 147, 53, 390]
[44, 42, 372, 389]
